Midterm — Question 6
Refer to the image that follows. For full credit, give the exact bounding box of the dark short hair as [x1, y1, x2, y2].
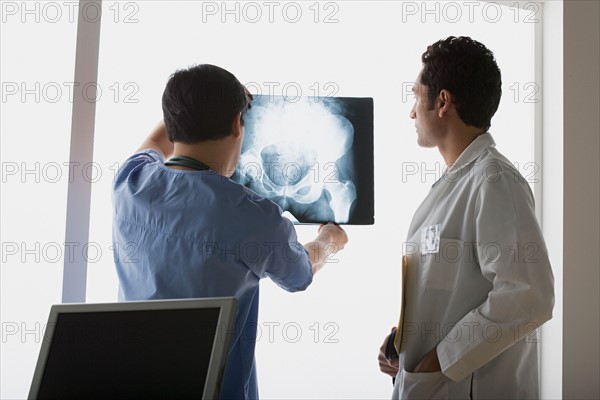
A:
[420, 36, 502, 131]
[162, 64, 250, 143]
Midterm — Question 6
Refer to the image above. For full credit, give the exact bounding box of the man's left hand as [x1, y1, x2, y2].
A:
[413, 346, 441, 373]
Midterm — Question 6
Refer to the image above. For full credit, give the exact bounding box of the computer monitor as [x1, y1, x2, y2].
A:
[28, 297, 237, 400]
[232, 94, 375, 225]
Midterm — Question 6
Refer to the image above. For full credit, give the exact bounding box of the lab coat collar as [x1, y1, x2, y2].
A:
[432, 132, 496, 188]
[451, 132, 496, 168]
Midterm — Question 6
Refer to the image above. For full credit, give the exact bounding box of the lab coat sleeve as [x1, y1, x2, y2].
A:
[436, 169, 555, 382]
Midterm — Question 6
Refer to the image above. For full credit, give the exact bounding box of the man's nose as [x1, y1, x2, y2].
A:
[409, 107, 416, 119]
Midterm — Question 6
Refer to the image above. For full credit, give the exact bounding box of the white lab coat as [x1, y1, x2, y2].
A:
[392, 133, 555, 399]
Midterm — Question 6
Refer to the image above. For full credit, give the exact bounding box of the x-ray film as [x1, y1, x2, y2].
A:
[232, 95, 374, 225]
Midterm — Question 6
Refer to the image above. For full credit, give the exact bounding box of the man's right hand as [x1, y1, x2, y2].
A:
[379, 328, 400, 378]
[317, 222, 348, 251]
[304, 222, 348, 274]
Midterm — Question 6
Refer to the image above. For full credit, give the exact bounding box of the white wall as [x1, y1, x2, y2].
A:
[540, 1, 563, 398]
[0, 7, 76, 397]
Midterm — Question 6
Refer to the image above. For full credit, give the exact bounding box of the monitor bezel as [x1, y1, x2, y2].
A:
[28, 297, 237, 400]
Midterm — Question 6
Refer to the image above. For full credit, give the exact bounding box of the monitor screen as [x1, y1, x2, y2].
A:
[232, 95, 374, 225]
[30, 298, 236, 400]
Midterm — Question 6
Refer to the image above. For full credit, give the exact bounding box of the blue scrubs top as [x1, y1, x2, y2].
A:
[112, 149, 313, 399]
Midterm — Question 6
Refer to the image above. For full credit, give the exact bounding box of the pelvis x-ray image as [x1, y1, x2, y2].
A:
[232, 95, 374, 224]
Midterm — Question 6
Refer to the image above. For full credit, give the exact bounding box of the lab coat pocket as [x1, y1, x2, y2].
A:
[399, 369, 449, 399]
[421, 238, 464, 291]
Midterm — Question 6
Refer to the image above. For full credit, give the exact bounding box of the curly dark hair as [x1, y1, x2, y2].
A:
[162, 64, 250, 143]
[420, 36, 502, 131]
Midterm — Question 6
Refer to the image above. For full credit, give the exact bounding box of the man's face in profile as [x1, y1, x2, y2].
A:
[410, 70, 443, 149]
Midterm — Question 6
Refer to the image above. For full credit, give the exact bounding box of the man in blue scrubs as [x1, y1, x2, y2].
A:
[112, 64, 348, 399]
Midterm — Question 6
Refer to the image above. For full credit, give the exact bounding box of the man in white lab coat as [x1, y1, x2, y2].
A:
[378, 36, 555, 399]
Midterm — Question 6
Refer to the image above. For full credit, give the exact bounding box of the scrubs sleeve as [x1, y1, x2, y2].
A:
[114, 149, 164, 187]
[436, 169, 555, 382]
[248, 208, 313, 292]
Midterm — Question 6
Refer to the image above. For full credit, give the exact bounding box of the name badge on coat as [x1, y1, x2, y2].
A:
[421, 224, 440, 254]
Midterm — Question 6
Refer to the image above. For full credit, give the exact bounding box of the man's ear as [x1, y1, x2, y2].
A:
[437, 90, 452, 117]
[230, 112, 243, 139]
